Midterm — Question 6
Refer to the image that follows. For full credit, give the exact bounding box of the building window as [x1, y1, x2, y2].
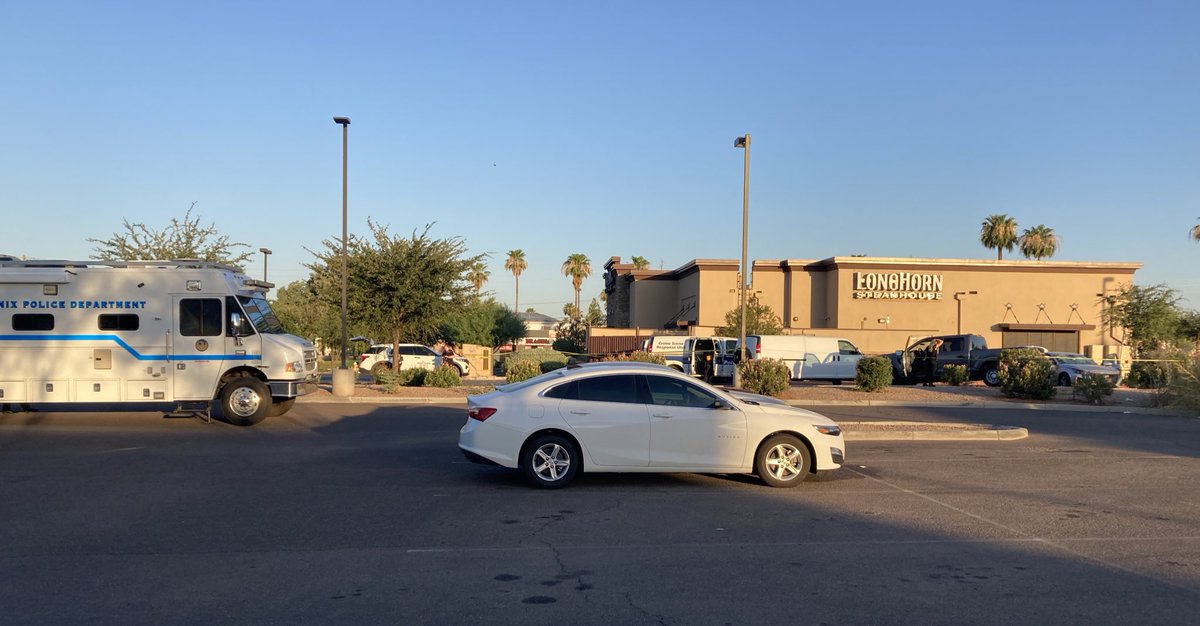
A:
[179, 298, 222, 337]
[98, 314, 140, 331]
[12, 314, 55, 331]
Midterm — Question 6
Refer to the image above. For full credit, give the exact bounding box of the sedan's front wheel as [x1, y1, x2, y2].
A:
[755, 434, 811, 488]
[520, 433, 581, 488]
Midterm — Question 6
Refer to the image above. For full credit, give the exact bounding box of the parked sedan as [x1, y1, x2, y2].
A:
[358, 343, 468, 377]
[458, 362, 845, 488]
[1047, 352, 1121, 387]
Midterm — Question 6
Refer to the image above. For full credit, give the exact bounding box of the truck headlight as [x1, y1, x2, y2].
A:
[285, 360, 303, 372]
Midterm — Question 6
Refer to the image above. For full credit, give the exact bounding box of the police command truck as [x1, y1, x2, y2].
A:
[0, 256, 318, 425]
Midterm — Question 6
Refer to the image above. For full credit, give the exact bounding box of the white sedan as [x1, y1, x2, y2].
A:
[458, 362, 846, 488]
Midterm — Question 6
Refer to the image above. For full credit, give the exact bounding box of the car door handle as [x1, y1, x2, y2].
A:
[651, 413, 672, 418]
[569, 410, 590, 415]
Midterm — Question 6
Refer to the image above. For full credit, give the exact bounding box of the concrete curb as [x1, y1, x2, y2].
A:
[783, 399, 1191, 416]
[837, 421, 1029, 441]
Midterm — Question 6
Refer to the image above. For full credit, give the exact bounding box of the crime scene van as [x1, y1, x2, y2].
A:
[0, 257, 318, 425]
[642, 334, 688, 371]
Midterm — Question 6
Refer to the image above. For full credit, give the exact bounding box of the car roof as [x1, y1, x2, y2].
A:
[571, 361, 674, 371]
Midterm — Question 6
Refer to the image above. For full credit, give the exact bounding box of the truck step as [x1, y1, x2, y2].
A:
[163, 401, 212, 423]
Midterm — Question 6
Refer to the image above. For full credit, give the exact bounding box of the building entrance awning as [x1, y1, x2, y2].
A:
[997, 323, 1095, 331]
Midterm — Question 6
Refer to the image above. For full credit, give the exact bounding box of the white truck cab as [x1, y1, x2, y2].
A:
[0, 257, 318, 425]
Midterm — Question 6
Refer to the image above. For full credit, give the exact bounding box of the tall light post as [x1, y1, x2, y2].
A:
[733, 134, 750, 388]
[259, 247, 272, 282]
[333, 116, 351, 369]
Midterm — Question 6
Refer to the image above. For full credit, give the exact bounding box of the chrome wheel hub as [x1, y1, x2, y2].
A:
[765, 443, 802, 481]
[533, 444, 571, 482]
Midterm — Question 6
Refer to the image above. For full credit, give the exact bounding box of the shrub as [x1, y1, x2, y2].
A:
[396, 368, 428, 387]
[503, 349, 569, 375]
[998, 348, 1057, 400]
[941, 364, 969, 386]
[425, 365, 462, 388]
[1072, 373, 1115, 405]
[1165, 352, 1200, 413]
[505, 359, 541, 383]
[1126, 354, 1171, 389]
[601, 350, 666, 365]
[737, 358, 790, 397]
[375, 369, 400, 393]
[855, 356, 893, 392]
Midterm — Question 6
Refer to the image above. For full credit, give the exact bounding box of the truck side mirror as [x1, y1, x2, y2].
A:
[230, 312, 245, 337]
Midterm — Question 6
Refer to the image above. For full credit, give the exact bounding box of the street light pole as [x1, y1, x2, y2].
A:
[733, 134, 750, 388]
[333, 116, 351, 369]
[259, 247, 272, 282]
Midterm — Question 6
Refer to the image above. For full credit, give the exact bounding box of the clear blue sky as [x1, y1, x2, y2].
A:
[3, 1, 1198, 315]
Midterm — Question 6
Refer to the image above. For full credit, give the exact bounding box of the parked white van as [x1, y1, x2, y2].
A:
[681, 336, 738, 381]
[743, 335, 863, 383]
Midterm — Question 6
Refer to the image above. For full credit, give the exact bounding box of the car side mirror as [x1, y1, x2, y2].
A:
[710, 400, 728, 410]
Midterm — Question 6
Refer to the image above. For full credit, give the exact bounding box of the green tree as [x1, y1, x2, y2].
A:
[715, 294, 783, 336]
[979, 214, 1018, 260]
[630, 255, 650, 269]
[1101, 283, 1182, 353]
[1018, 224, 1060, 260]
[270, 279, 339, 343]
[585, 298, 606, 327]
[561, 253, 592, 314]
[504, 249, 527, 312]
[88, 202, 252, 268]
[552, 316, 588, 355]
[440, 299, 527, 349]
[308, 222, 482, 370]
[466, 260, 490, 295]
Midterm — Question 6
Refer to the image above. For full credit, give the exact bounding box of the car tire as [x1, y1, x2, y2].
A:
[1058, 373, 1072, 387]
[371, 363, 391, 378]
[220, 376, 271, 426]
[520, 433, 581, 489]
[755, 434, 811, 488]
[982, 364, 1001, 387]
[267, 397, 296, 417]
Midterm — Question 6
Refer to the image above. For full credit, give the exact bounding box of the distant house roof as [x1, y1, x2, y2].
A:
[518, 311, 559, 327]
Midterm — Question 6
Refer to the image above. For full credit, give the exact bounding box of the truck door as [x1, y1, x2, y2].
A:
[939, 336, 968, 375]
[171, 296, 231, 401]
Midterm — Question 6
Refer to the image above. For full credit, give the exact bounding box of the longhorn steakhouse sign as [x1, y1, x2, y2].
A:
[852, 271, 944, 300]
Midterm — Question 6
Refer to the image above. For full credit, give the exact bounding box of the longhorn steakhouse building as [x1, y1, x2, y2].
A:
[597, 256, 1141, 360]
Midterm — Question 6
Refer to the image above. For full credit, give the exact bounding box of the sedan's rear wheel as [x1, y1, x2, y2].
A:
[520, 433, 580, 489]
[1058, 372, 1072, 387]
[755, 434, 811, 488]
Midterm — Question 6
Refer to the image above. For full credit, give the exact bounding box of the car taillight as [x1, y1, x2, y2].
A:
[755, 342, 761, 355]
[468, 407, 497, 421]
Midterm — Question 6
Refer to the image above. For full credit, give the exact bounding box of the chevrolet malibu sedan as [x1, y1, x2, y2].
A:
[458, 362, 846, 488]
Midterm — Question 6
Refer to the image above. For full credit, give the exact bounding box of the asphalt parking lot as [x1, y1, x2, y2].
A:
[1, 404, 1197, 624]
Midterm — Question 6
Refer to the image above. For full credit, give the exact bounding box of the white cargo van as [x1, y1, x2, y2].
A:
[0, 257, 318, 425]
[681, 336, 738, 381]
[642, 334, 688, 372]
[743, 335, 863, 383]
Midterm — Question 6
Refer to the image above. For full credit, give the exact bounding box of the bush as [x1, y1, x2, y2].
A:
[601, 350, 666, 365]
[1165, 352, 1200, 413]
[1126, 359, 1170, 389]
[1073, 373, 1115, 405]
[941, 364, 968, 386]
[375, 369, 400, 393]
[505, 359, 541, 383]
[998, 348, 1057, 400]
[396, 368, 428, 387]
[425, 365, 462, 388]
[855, 356, 893, 392]
[737, 358, 790, 397]
[503, 349, 569, 375]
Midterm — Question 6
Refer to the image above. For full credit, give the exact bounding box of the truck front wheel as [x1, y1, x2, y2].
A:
[220, 377, 271, 426]
[982, 364, 1001, 387]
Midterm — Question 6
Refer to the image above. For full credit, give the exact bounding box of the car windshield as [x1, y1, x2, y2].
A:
[1052, 355, 1097, 365]
[498, 369, 567, 393]
[236, 295, 286, 334]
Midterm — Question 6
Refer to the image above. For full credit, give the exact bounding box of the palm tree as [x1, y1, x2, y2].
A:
[561, 253, 592, 315]
[630, 255, 650, 269]
[1191, 218, 1200, 242]
[1018, 225, 1060, 260]
[504, 249, 527, 312]
[980, 214, 1018, 260]
[466, 261, 489, 294]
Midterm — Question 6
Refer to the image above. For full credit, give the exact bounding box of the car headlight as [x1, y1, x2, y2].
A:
[815, 424, 841, 436]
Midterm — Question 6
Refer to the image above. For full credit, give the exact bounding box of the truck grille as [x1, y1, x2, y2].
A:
[304, 350, 317, 371]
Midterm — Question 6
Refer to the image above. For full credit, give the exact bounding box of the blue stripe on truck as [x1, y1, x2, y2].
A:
[0, 334, 261, 361]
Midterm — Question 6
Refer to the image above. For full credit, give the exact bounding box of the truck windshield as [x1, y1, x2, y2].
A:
[237, 295, 285, 334]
